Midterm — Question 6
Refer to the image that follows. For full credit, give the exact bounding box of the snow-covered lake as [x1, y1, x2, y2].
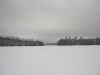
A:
[0, 46, 100, 75]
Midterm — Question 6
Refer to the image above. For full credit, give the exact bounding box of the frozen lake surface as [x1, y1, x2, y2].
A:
[0, 46, 100, 75]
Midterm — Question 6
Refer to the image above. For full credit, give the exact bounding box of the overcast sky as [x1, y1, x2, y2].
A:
[0, 0, 100, 43]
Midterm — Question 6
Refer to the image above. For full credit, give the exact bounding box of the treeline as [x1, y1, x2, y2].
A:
[0, 36, 44, 46]
[57, 36, 100, 45]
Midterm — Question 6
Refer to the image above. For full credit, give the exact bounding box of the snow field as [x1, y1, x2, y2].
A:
[0, 46, 100, 75]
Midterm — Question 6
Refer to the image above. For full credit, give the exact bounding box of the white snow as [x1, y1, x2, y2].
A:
[0, 46, 100, 75]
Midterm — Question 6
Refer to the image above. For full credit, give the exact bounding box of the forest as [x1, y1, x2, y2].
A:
[1, 36, 100, 46]
[57, 36, 100, 45]
[0, 36, 44, 46]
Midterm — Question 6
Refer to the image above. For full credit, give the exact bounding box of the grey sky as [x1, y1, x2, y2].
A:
[0, 0, 100, 43]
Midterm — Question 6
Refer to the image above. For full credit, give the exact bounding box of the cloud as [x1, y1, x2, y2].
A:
[0, 0, 100, 43]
